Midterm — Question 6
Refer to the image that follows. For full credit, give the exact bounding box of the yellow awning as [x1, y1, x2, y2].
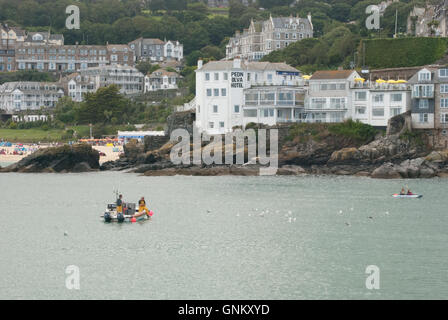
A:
[387, 80, 398, 84]
[396, 79, 407, 83]
[354, 77, 365, 82]
[376, 79, 386, 83]
[302, 75, 311, 79]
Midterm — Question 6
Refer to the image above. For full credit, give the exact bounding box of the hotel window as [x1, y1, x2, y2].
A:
[441, 98, 448, 108]
[441, 113, 448, 123]
[356, 106, 366, 114]
[391, 108, 402, 116]
[213, 105, 218, 113]
[419, 99, 429, 109]
[219, 121, 224, 128]
[419, 113, 428, 123]
[391, 93, 402, 102]
[214, 73, 219, 81]
[441, 84, 448, 93]
[221, 88, 226, 96]
[372, 108, 385, 117]
[206, 89, 212, 96]
[224, 73, 228, 81]
[205, 73, 210, 81]
[285, 33, 289, 39]
[267, 74, 273, 82]
[373, 94, 384, 103]
[209, 122, 214, 129]
[355, 91, 367, 101]
[214, 89, 219, 96]
[243, 109, 257, 117]
[439, 69, 448, 77]
[234, 105, 240, 113]
[292, 33, 297, 39]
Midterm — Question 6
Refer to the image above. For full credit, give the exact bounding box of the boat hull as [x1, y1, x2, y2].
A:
[392, 194, 423, 198]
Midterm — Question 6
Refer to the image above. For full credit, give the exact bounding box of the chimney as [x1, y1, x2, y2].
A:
[198, 59, 203, 70]
[307, 12, 312, 27]
[233, 58, 241, 69]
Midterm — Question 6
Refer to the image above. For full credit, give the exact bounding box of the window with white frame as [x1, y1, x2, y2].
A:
[441, 113, 448, 123]
[355, 91, 367, 101]
[214, 73, 219, 81]
[234, 105, 240, 113]
[372, 107, 385, 117]
[439, 69, 448, 77]
[373, 94, 384, 103]
[221, 88, 226, 96]
[391, 107, 402, 116]
[224, 73, 228, 81]
[419, 113, 428, 123]
[213, 105, 218, 113]
[441, 98, 448, 108]
[391, 93, 402, 102]
[206, 89, 212, 96]
[419, 99, 429, 109]
[356, 106, 366, 114]
[214, 89, 219, 96]
[205, 73, 210, 81]
[418, 71, 431, 81]
[209, 122, 214, 128]
[441, 84, 448, 93]
[219, 121, 224, 128]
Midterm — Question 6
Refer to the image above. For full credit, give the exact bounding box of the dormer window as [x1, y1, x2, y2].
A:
[418, 71, 431, 81]
[32, 33, 43, 41]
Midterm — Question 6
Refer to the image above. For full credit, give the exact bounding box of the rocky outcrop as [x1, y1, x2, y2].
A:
[0, 144, 99, 173]
[371, 157, 442, 179]
[166, 110, 195, 136]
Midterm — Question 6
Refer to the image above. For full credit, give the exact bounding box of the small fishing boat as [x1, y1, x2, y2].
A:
[101, 203, 153, 223]
[392, 194, 423, 198]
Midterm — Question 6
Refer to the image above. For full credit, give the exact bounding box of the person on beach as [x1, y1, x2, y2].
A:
[116, 194, 123, 214]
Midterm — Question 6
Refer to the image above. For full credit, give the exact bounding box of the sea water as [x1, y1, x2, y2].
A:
[0, 172, 447, 299]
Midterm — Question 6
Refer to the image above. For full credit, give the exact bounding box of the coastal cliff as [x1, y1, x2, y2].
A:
[0, 144, 100, 173]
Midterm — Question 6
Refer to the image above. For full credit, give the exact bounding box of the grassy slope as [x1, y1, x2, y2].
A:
[0, 126, 90, 143]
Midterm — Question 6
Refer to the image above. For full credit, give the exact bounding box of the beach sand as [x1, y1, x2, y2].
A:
[0, 144, 123, 166]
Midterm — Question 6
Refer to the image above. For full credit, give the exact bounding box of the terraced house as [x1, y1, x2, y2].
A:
[408, 66, 448, 148]
[0, 82, 64, 112]
[226, 14, 313, 61]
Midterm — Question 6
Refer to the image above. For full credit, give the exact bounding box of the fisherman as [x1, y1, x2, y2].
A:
[407, 189, 413, 195]
[116, 194, 123, 214]
[400, 187, 406, 195]
[137, 197, 150, 217]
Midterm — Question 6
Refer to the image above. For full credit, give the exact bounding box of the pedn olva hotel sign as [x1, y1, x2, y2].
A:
[231, 72, 244, 88]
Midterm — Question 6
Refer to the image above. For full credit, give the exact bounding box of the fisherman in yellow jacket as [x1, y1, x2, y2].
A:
[137, 197, 150, 216]
[116, 194, 123, 214]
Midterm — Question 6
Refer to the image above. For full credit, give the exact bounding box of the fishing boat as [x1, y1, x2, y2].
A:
[392, 194, 423, 198]
[101, 203, 153, 223]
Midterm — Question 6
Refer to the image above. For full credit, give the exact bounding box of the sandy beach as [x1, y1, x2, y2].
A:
[0, 144, 123, 165]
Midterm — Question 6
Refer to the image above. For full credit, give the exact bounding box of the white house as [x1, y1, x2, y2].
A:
[144, 69, 182, 92]
[79, 65, 144, 95]
[0, 81, 64, 112]
[351, 81, 411, 127]
[195, 59, 302, 134]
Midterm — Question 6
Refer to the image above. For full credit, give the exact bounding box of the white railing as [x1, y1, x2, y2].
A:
[176, 97, 196, 112]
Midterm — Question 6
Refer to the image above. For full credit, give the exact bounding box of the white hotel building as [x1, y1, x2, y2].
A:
[195, 59, 303, 134]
